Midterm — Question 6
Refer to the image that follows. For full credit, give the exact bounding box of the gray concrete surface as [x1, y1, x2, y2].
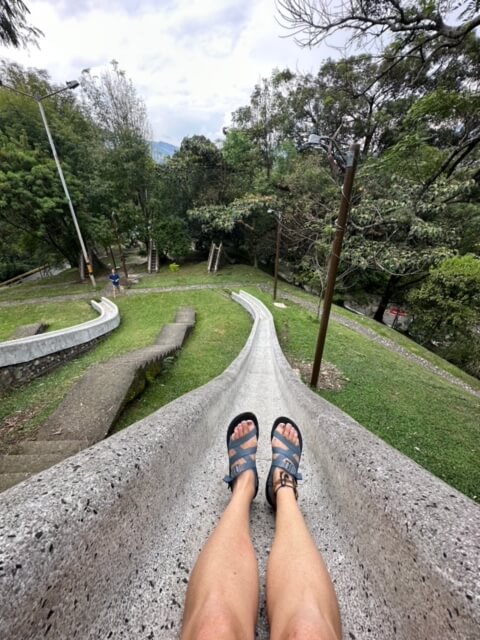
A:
[9, 322, 47, 339]
[0, 297, 119, 366]
[0, 292, 478, 639]
[0, 308, 195, 493]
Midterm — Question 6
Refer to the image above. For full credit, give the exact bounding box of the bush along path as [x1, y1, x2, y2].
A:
[0, 308, 195, 492]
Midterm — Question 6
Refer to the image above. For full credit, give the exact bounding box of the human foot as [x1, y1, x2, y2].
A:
[223, 412, 259, 499]
[266, 417, 303, 509]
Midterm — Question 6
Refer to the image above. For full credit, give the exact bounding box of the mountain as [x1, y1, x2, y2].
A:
[150, 140, 178, 163]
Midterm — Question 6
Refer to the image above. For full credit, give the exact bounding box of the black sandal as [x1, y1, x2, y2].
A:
[266, 416, 303, 509]
[223, 412, 259, 499]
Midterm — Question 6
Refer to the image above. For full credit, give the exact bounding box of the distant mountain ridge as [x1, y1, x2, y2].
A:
[150, 140, 178, 163]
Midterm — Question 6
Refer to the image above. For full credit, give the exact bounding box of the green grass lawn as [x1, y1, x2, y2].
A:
[2, 263, 479, 502]
[0, 279, 103, 302]
[131, 261, 272, 288]
[0, 300, 96, 341]
[273, 282, 480, 393]
[249, 288, 480, 503]
[0, 290, 251, 444]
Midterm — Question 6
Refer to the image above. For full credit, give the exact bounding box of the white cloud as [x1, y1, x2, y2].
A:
[0, 0, 340, 145]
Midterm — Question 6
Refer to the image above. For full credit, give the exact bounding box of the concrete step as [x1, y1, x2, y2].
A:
[10, 439, 85, 456]
[0, 452, 67, 474]
[155, 323, 189, 347]
[0, 472, 31, 493]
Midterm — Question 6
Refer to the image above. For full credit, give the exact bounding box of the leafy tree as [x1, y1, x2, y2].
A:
[0, 136, 83, 264]
[277, 1, 480, 77]
[0, 0, 42, 48]
[152, 216, 192, 260]
[0, 62, 103, 266]
[188, 194, 276, 267]
[222, 129, 260, 198]
[343, 164, 468, 320]
[232, 69, 297, 176]
[80, 61, 154, 247]
[149, 135, 228, 259]
[408, 255, 480, 377]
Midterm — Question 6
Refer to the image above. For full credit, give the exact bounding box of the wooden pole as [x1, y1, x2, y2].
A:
[310, 143, 360, 387]
[273, 217, 282, 301]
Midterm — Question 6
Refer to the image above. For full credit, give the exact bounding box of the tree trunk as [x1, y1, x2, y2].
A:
[373, 275, 400, 323]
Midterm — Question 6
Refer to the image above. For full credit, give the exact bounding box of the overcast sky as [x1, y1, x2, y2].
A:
[0, 0, 341, 145]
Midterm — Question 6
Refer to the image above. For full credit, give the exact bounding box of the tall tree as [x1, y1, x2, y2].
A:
[407, 255, 480, 377]
[0, 61, 103, 266]
[80, 61, 154, 247]
[0, 0, 42, 48]
[277, 1, 480, 76]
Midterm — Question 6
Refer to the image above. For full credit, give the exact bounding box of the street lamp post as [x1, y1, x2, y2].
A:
[0, 79, 96, 288]
[307, 136, 360, 387]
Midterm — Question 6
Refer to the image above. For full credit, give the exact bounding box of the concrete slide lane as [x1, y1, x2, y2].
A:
[0, 292, 478, 639]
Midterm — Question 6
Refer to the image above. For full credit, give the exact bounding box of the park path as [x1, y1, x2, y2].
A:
[2, 281, 478, 399]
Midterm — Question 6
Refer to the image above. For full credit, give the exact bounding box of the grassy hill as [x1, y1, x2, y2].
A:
[0, 262, 478, 501]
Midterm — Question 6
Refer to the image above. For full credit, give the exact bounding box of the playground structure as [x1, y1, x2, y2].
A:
[0, 292, 478, 639]
[147, 239, 159, 273]
[207, 241, 223, 273]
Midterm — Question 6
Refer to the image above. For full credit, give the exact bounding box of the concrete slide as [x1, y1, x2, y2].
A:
[0, 291, 478, 639]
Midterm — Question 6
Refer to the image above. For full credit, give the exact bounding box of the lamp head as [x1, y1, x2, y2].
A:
[66, 80, 80, 90]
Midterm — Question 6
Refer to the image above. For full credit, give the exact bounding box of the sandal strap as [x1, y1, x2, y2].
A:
[273, 471, 298, 500]
[273, 431, 302, 456]
[229, 446, 256, 466]
[270, 452, 303, 480]
[223, 457, 257, 485]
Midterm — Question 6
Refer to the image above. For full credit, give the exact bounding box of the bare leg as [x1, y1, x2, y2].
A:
[266, 423, 342, 640]
[181, 420, 259, 640]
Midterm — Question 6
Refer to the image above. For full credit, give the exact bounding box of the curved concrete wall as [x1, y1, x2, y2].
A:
[0, 297, 119, 366]
[0, 291, 478, 640]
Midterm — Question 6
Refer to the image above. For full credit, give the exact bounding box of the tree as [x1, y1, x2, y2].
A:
[187, 194, 277, 267]
[0, 0, 42, 48]
[0, 62, 104, 266]
[342, 163, 470, 320]
[407, 255, 480, 377]
[277, 1, 480, 77]
[80, 61, 154, 247]
[232, 69, 297, 176]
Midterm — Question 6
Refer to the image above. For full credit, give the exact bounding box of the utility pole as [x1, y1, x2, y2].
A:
[112, 213, 129, 281]
[273, 215, 282, 301]
[310, 143, 360, 387]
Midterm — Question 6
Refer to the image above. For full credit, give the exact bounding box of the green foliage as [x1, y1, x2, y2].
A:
[152, 216, 191, 259]
[0, 0, 43, 48]
[188, 194, 277, 265]
[408, 255, 480, 377]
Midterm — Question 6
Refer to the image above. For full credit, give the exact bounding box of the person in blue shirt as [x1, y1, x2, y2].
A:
[109, 269, 121, 297]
